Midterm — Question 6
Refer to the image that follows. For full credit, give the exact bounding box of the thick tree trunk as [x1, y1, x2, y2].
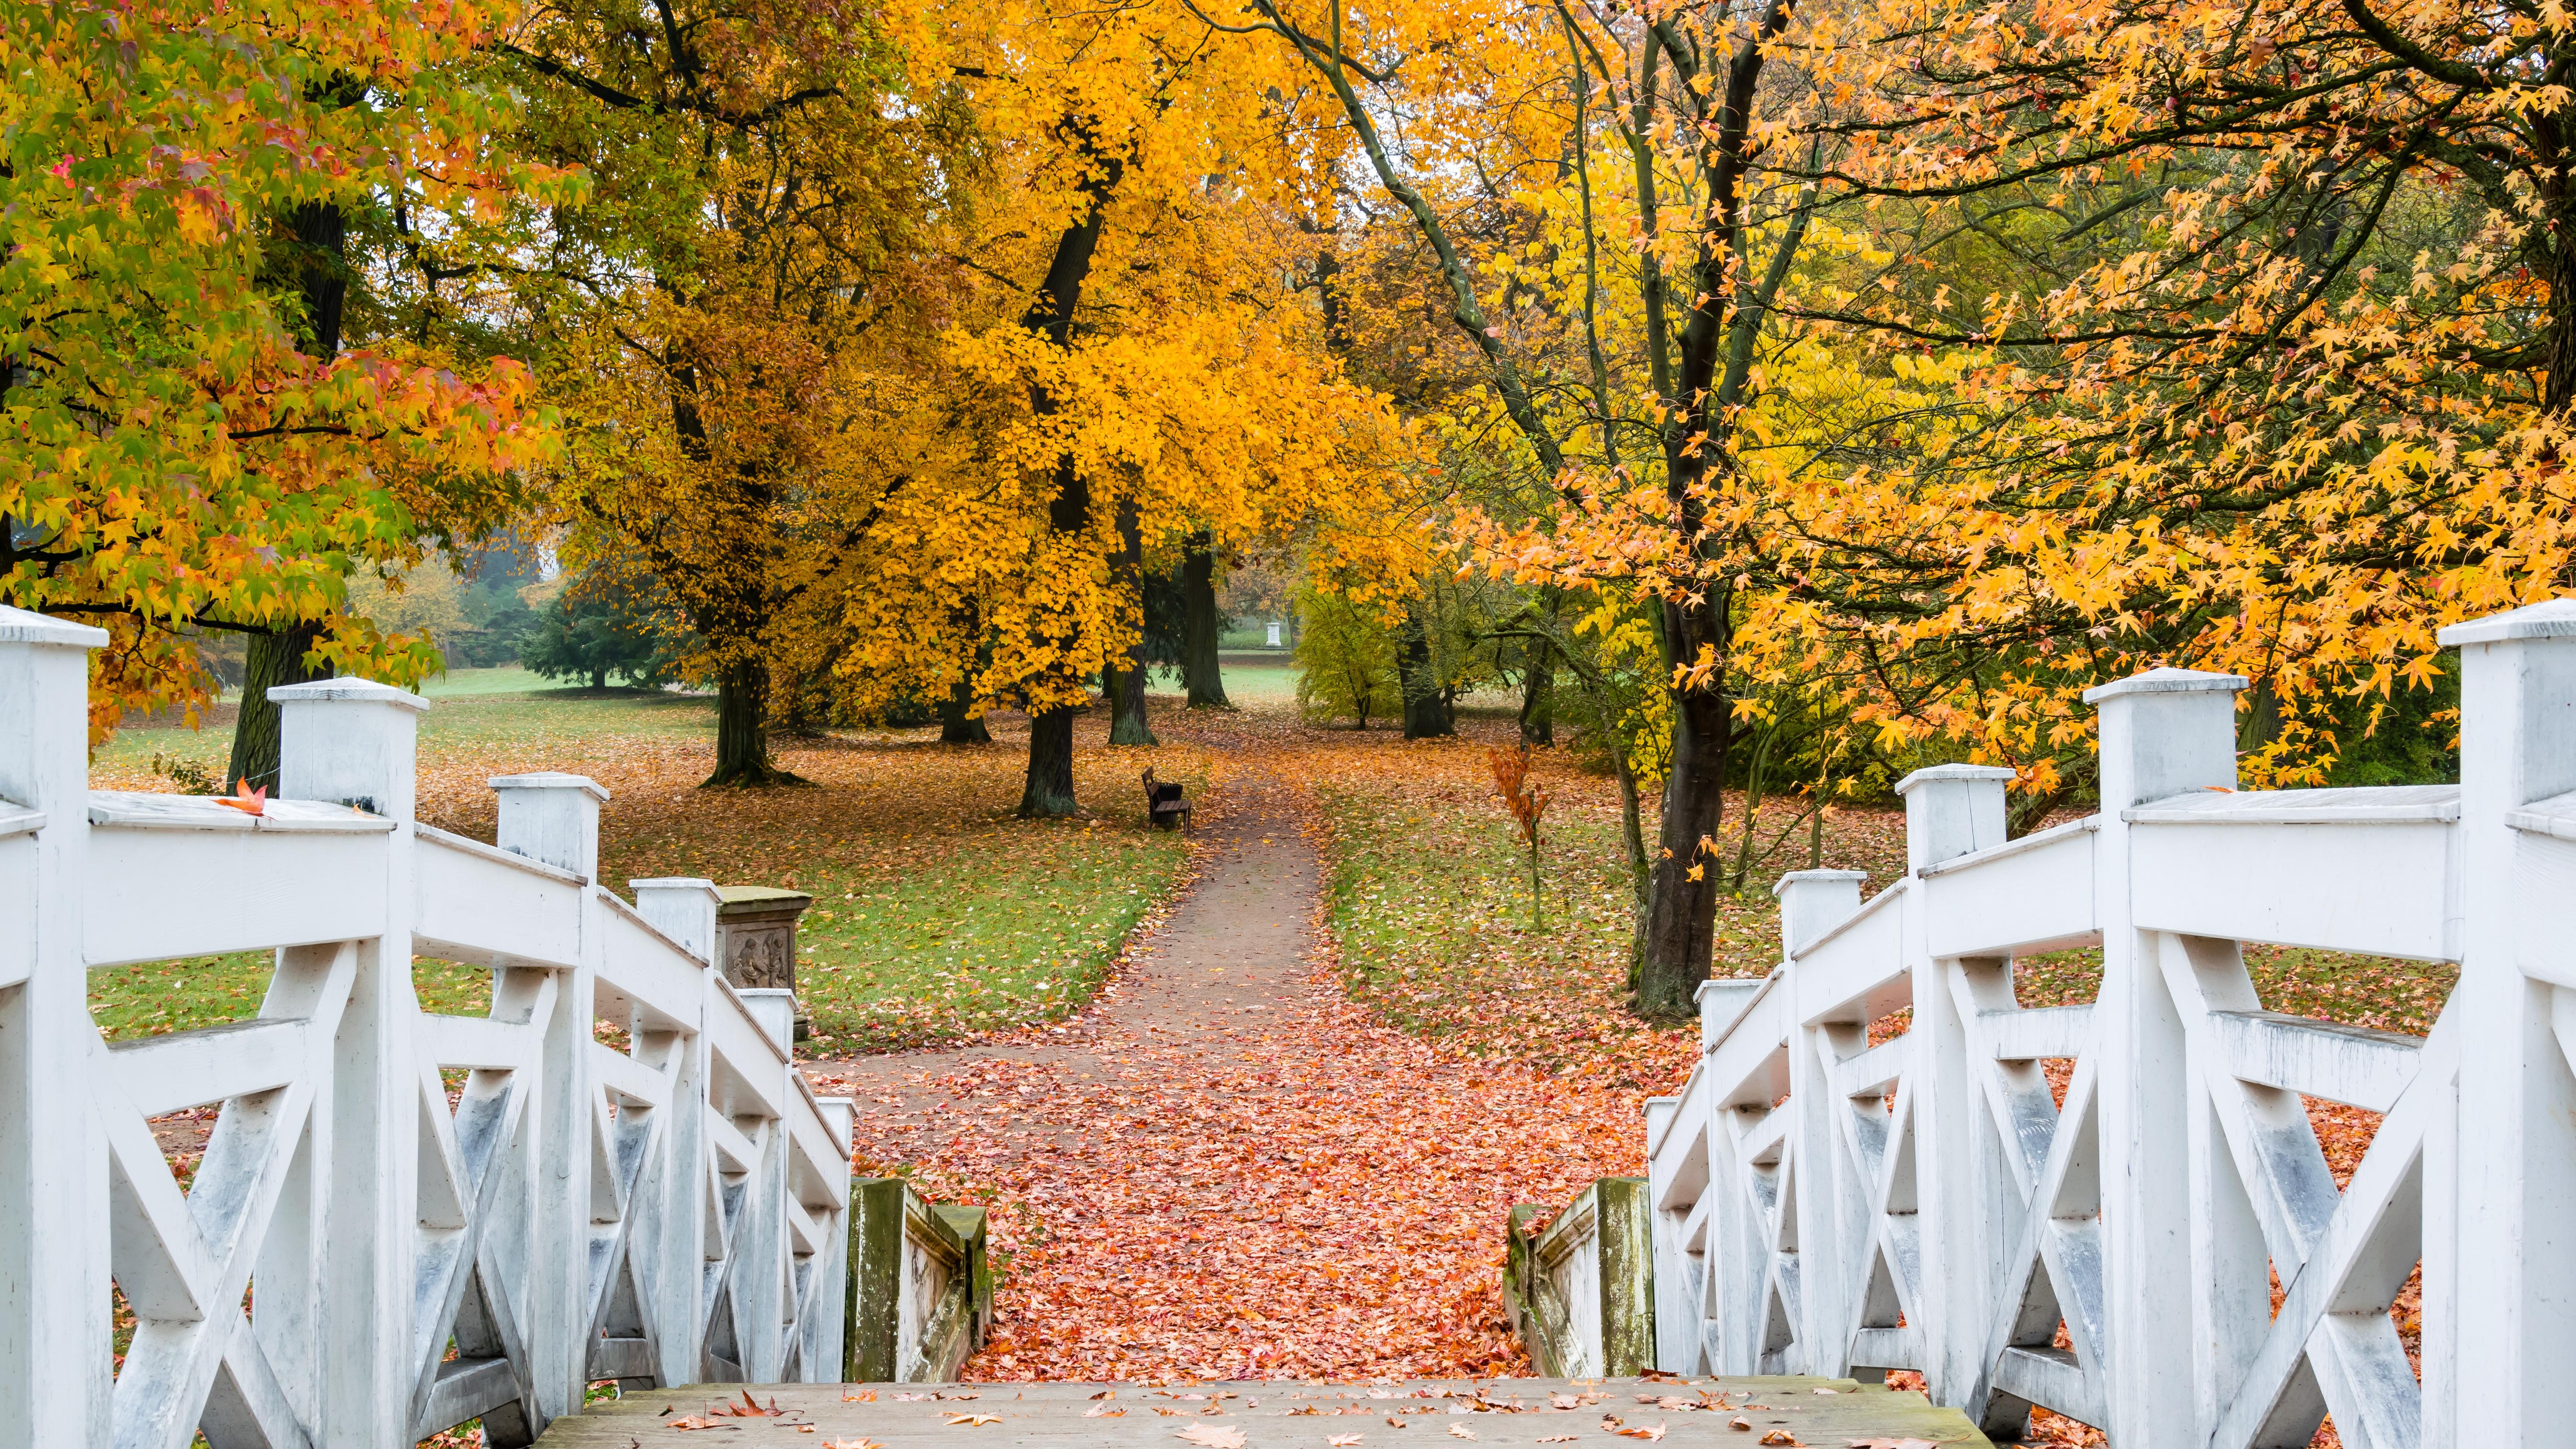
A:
[1397, 606, 1453, 739]
[939, 677, 991, 744]
[1106, 663, 1156, 744]
[705, 656, 800, 786]
[226, 621, 327, 792]
[1635, 594, 1729, 1016]
[1018, 706, 1079, 815]
[1181, 532, 1228, 709]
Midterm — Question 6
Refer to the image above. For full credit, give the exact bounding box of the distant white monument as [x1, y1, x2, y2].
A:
[1266, 620, 1283, 647]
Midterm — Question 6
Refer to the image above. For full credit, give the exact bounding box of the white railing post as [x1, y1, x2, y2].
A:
[2442, 600, 2576, 1449]
[1894, 764, 2014, 1406]
[812, 1094, 856, 1380]
[0, 608, 112, 1448]
[738, 985, 796, 1379]
[629, 877, 721, 1383]
[1778, 868, 1865, 1373]
[2082, 667, 2242, 1449]
[273, 678, 428, 1447]
[492, 772, 607, 1425]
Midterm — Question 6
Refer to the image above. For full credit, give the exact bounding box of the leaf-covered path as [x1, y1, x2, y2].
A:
[803, 761, 1653, 1381]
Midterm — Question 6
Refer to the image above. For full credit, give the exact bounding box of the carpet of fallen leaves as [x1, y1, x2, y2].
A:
[819, 978, 1657, 1381]
[814, 705, 1905, 1385]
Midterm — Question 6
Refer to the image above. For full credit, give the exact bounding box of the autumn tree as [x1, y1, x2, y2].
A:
[1674, 0, 2576, 808]
[1209, 0, 1819, 1015]
[776, 0, 1426, 817]
[494, 0, 968, 785]
[1, 0, 561, 753]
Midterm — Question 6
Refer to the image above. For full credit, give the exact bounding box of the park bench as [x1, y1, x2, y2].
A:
[1142, 766, 1191, 829]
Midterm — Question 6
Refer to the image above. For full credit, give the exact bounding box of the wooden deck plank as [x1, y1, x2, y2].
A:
[534, 1377, 1991, 1446]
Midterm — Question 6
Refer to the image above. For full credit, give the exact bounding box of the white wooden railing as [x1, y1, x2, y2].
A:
[1645, 597, 2576, 1449]
[0, 606, 854, 1449]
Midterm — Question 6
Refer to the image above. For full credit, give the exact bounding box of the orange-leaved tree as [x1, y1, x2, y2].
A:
[1700, 0, 2576, 806]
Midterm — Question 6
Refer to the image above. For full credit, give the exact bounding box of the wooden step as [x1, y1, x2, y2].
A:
[532, 1376, 1990, 1446]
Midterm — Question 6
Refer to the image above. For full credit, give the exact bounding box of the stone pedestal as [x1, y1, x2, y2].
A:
[714, 885, 812, 1039]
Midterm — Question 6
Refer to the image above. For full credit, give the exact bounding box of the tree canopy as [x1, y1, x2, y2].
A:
[12, 0, 2564, 1007]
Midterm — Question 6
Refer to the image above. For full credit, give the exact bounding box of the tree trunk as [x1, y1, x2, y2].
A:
[591, 668, 605, 690]
[226, 621, 327, 792]
[227, 199, 348, 785]
[1108, 499, 1157, 745]
[1398, 606, 1453, 739]
[1107, 663, 1156, 744]
[1520, 640, 1555, 745]
[1018, 706, 1079, 816]
[939, 677, 991, 744]
[1634, 594, 1729, 1016]
[1014, 127, 1121, 817]
[705, 656, 800, 786]
[1181, 532, 1228, 709]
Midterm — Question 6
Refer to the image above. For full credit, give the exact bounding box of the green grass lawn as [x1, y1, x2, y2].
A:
[96, 666, 712, 784]
[91, 956, 500, 1041]
[797, 824, 1185, 1051]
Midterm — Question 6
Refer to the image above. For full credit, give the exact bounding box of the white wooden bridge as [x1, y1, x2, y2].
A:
[1641, 598, 2576, 1449]
[0, 606, 856, 1447]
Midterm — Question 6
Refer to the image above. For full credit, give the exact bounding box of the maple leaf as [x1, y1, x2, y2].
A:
[1174, 1426, 1245, 1449]
[1844, 1440, 1941, 1449]
[1759, 1433, 1802, 1446]
[1447, 1425, 1476, 1440]
[942, 1413, 1001, 1427]
[1614, 1425, 1668, 1442]
[1538, 1439, 1576, 1445]
[1731, 1419, 1755, 1431]
[1085, 1405, 1127, 1418]
[824, 1440, 886, 1449]
[843, 1391, 877, 1403]
[1329, 1437, 1364, 1447]
[216, 780, 266, 816]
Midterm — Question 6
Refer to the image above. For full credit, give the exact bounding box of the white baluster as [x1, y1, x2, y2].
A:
[273, 677, 428, 1446]
[0, 608, 112, 1447]
[1778, 869, 1865, 1373]
[2083, 667, 2242, 1449]
[1894, 764, 2014, 1407]
[494, 772, 608, 1424]
[2443, 601, 2576, 1449]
